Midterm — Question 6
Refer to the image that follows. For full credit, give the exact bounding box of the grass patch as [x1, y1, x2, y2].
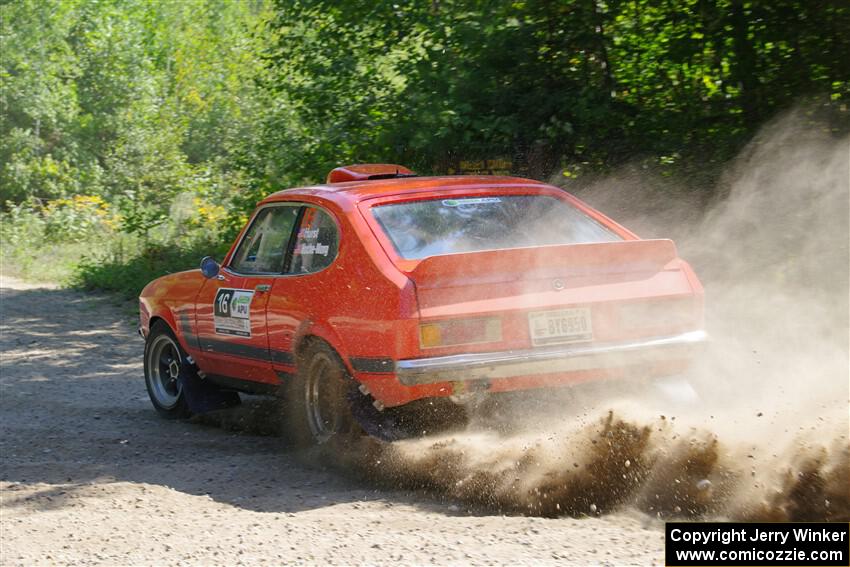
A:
[0, 234, 228, 299]
[1, 240, 96, 284]
[1, 232, 229, 301]
[1, 199, 231, 298]
[72, 239, 230, 300]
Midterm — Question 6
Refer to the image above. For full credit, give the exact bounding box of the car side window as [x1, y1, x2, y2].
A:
[288, 207, 339, 274]
[230, 205, 300, 274]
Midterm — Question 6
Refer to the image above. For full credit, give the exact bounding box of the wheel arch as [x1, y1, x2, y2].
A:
[148, 314, 168, 332]
[293, 323, 355, 376]
[146, 310, 195, 354]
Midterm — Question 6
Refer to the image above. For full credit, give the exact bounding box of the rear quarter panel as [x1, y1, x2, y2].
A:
[281, 196, 418, 364]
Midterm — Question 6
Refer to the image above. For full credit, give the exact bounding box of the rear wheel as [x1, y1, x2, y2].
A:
[284, 341, 359, 447]
[144, 322, 191, 419]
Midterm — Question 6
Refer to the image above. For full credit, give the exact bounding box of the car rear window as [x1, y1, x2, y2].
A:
[371, 195, 622, 260]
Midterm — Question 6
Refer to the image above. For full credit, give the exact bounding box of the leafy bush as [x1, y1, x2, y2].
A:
[0, 195, 229, 295]
[0, 201, 46, 246]
[42, 195, 117, 242]
[72, 238, 230, 300]
[0, 200, 115, 284]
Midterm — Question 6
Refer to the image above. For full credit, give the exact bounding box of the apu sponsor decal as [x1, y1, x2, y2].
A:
[213, 288, 254, 337]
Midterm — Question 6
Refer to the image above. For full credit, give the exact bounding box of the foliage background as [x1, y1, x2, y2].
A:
[1, 0, 848, 297]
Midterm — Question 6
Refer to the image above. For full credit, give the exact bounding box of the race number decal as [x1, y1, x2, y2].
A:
[213, 288, 254, 337]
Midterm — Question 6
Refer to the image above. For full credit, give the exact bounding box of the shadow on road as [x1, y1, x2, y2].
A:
[0, 284, 436, 516]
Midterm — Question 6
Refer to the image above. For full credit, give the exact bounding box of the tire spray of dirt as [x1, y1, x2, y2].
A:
[331, 107, 849, 521]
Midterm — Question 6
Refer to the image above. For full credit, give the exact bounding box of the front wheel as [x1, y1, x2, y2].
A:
[283, 341, 359, 447]
[143, 322, 191, 419]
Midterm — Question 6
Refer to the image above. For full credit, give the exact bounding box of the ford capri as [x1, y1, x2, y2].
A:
[139, 164, 706, 445]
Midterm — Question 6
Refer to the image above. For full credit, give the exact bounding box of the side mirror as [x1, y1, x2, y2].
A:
[200, 256, 220, 279]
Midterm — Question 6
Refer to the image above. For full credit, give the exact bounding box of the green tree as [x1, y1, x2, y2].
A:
[258, 0, 850, 188]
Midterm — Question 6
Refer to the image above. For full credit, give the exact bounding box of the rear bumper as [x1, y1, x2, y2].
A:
[395, 330, 707, 386]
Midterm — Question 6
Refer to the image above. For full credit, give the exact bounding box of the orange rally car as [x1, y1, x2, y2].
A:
[139, 164, 706, 445]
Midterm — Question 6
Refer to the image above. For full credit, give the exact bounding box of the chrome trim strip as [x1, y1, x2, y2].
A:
[395, 330, 707, 386]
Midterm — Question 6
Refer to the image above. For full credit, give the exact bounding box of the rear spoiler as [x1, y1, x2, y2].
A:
[405, 239, 679, 288]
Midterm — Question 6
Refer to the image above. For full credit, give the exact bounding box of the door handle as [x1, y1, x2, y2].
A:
[255, 284, 271, 292]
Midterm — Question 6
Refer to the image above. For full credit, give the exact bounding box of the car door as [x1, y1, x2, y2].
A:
[266, 205, 341, 377]
[194, 203, 301, 386]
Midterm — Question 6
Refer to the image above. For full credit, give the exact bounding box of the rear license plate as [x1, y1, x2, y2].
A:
[528, 308, 593, 346]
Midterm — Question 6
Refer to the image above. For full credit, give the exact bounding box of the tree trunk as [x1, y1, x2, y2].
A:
[730, 0, 759, 127]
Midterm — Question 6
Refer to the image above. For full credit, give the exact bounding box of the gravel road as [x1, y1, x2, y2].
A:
[0, 275, 665, 566]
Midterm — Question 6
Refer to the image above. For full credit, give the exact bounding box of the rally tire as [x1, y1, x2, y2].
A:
[143, 321, 192, 419]
[283, 340, 360, 448]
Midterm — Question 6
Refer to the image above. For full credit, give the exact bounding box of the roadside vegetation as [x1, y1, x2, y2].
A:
[2, 0, 848, 297]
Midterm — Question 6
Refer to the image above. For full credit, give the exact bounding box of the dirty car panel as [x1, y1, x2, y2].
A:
[139, 164, 705, 438]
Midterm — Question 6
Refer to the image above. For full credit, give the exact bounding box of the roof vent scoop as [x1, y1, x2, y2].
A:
[326, 164, 417, 184]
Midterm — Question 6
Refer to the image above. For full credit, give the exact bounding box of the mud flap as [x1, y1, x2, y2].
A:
[346, 384, 412, 442]
[177, 366, 241, 414]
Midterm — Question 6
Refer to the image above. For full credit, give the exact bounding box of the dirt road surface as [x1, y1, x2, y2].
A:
[0, 275, 665, 566]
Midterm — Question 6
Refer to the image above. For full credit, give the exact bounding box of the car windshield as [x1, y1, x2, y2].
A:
[371, 194, 622, 260]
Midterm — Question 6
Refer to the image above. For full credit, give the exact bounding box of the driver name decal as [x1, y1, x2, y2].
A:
[213, 288, 254, 337]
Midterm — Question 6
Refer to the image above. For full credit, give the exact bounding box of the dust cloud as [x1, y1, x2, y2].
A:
[330, 107, 849, 521]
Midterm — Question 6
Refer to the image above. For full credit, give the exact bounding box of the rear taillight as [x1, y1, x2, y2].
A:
[419, 318, 502, 349]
